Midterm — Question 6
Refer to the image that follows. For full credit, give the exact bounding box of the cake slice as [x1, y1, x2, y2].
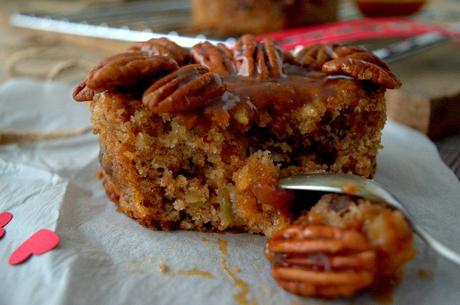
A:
[73, 35, 400, 236]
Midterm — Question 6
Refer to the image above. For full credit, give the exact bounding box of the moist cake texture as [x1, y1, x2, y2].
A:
[74, 35, 401, 237]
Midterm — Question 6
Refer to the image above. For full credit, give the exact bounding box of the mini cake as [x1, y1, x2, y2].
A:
[191, 0, 338, 35]
[74, 35, 412, 298]
[74, 35, 402, 236]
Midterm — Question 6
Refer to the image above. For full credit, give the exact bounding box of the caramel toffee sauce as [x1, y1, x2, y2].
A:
[187, 64, 357, 135]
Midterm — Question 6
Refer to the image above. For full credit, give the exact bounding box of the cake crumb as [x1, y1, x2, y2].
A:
[342, 181, 360, 195]
[231, 266, 240, 274]
[417, 269, 433, 280]
[159, 262, 168, 273]
[96, 169, 104, 180]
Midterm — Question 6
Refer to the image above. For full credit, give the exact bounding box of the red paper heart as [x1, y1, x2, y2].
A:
[9, 229, 60, 265]
[0, 212, 13, 238]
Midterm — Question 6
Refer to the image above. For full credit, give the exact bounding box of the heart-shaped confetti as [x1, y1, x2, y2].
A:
[9, 229, 60, 265]
[0, 212, 13, 238]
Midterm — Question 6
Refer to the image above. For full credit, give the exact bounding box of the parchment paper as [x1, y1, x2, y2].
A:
[1, 79, 459, 305]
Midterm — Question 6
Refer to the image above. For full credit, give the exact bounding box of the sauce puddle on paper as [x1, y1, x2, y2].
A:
[174, 268, 215, 279]
[126, 256, 152, 274]
[218, 239, 229, 257]
[370, 271, 403, 305]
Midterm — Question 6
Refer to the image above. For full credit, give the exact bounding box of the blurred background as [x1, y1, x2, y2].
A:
[0, 0, 459, 176]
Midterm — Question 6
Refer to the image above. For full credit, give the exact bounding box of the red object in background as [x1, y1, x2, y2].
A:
[356, 0, 427, 17]
[0, 212, 13, 238]
[8, 229, 60, 265]
[259, 18, 452, 50]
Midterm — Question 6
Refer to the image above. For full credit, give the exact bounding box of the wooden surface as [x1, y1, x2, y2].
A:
[0, 0, 459, 178]
[386, 42, 460, 139]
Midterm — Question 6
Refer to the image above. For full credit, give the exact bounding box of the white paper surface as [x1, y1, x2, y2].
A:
[1, 78, 459, 305]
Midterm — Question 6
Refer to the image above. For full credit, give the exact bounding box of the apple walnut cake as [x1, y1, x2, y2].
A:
[74, 35, 413, 298]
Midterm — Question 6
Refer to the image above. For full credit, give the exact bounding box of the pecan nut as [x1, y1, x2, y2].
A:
[322, 56, 401, 89]
[265, 225, 376, 298]
[190, 42, 236, 76]
[86, 52, 178, 92]
[142, 64, 225, 113]
[234, 35, 284, 79]
[294, 44, 336, 70]
[295, 45, 401, 89]
[295, 45, 378, 69]
[72, 80, 95, 102]
[128, 38, 190, 65]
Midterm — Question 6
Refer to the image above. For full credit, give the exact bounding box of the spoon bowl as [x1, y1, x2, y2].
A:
[279, 172, 460, 266]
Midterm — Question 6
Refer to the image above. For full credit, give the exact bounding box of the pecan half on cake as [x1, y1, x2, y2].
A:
[74, 35, 412, 298]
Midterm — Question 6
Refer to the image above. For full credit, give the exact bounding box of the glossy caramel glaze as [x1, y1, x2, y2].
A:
[185, 67, 362, 136]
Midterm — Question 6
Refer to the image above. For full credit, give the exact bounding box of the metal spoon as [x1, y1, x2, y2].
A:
[279, 172, 460, 266]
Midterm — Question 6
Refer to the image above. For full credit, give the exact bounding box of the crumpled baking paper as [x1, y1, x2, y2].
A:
[1, 78, 459, 305]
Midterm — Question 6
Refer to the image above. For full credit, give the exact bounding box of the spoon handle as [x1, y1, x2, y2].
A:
[381, 190, 460, 266]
